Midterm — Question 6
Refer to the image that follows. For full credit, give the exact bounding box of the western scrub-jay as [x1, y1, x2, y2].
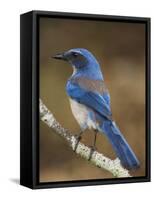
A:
[53, 48, 140, 170]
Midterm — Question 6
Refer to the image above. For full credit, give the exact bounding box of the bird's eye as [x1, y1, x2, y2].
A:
[72, 52, 78, 57]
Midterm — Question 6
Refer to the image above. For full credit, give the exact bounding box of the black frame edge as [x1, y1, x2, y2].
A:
[20, 11, 33, 189]
[145, 17, 151, 181]
[22, 10, 150, 22]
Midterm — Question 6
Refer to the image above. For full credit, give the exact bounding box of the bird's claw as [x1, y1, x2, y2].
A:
[73, 135, 82, 152]
[88, 146, 97, 161]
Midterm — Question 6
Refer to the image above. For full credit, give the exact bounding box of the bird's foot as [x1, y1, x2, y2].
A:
[73, 135, 82, 152]
[88, 146, 97, 161]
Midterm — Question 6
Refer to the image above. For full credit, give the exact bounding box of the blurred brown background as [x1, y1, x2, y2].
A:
[39, 17, 145, 182]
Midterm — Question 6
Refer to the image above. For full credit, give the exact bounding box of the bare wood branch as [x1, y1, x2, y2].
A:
[40, 99, 131, 178]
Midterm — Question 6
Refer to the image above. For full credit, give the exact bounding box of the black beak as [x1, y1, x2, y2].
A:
[52, 53, 66, 60]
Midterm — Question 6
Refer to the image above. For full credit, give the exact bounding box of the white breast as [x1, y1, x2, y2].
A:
[69, 98, 97, 130]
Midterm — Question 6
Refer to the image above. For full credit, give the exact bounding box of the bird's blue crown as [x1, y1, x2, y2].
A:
[64, 48, 103, 80]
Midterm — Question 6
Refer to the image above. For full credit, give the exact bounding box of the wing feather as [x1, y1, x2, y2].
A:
[66, 79, 112, 120]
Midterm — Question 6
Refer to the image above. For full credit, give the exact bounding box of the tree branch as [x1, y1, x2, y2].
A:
[40, 99, 131, 178]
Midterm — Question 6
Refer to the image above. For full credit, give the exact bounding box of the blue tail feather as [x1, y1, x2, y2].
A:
[100, 120, 140, 170]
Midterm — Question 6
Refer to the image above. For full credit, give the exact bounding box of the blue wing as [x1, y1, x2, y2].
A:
[66, 80, 112, 120]
[102, 92, 110, 107]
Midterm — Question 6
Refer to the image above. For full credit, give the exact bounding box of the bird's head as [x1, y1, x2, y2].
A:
[52, 48, 103, 79]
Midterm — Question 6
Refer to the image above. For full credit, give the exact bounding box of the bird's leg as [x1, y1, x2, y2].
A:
[74, 129, 85, 152]
[88, 130, 98, 161]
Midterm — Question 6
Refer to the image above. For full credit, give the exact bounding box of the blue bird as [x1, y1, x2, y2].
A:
[53, 48, 140, 170]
